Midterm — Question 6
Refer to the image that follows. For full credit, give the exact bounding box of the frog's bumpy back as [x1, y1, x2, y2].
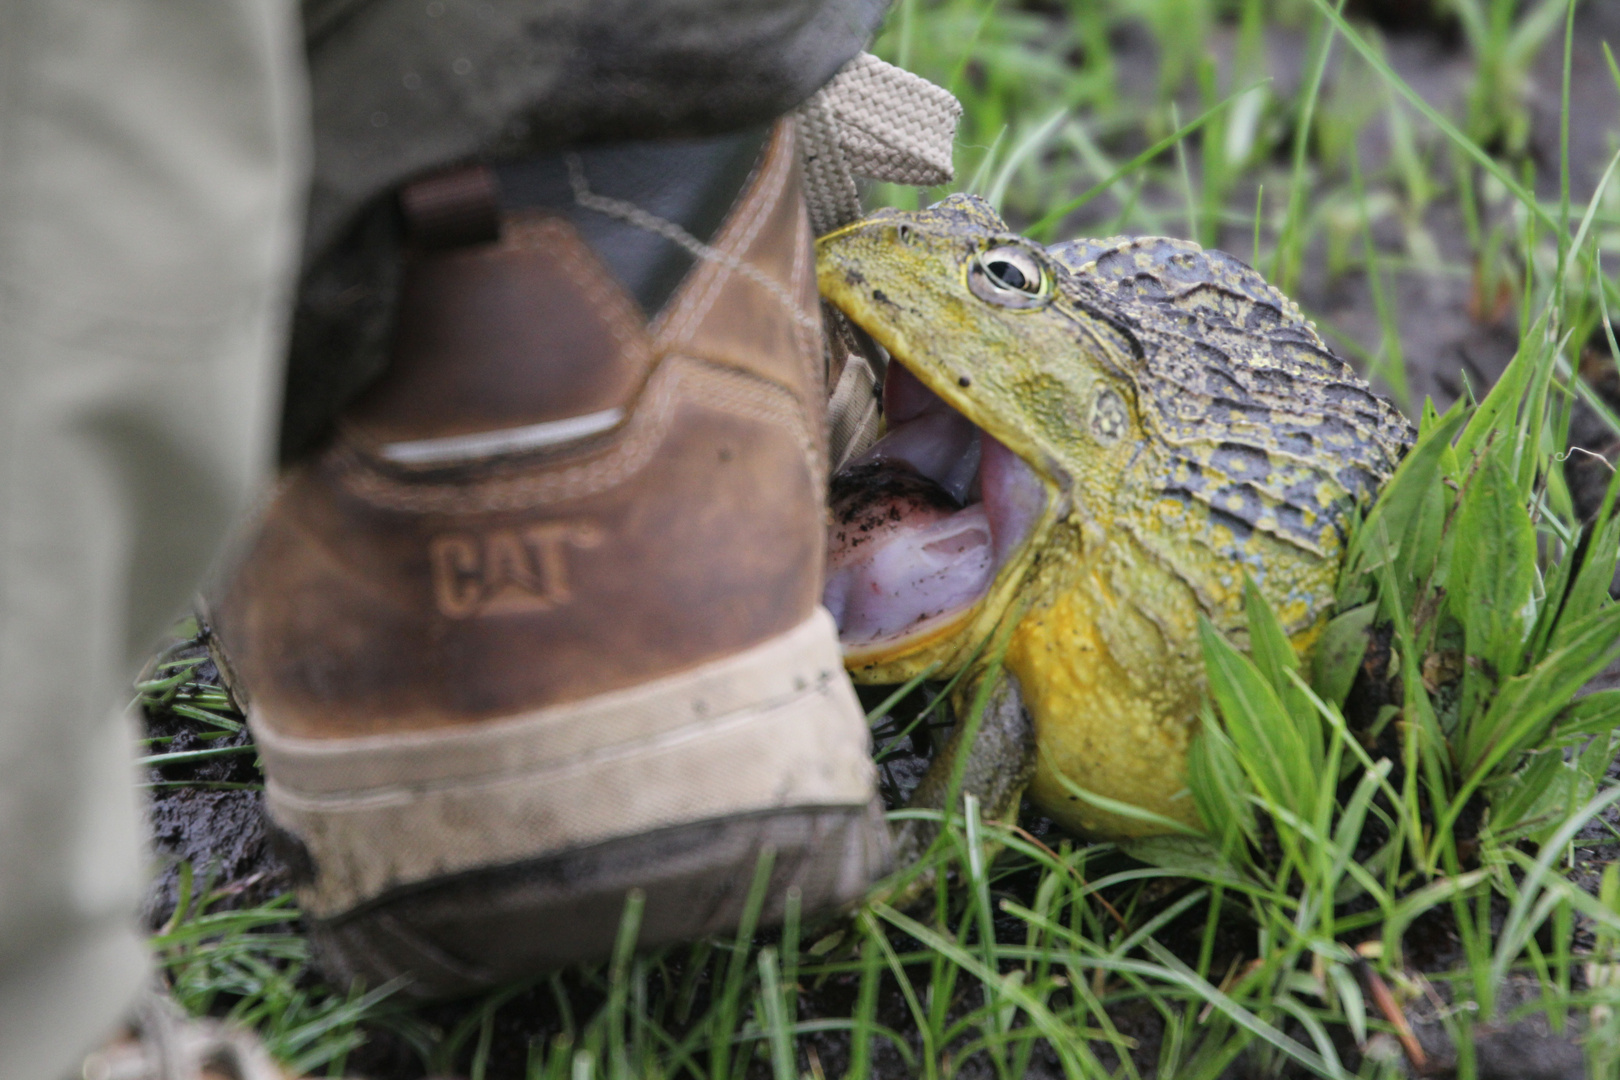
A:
[1052, 234, 1413, 558]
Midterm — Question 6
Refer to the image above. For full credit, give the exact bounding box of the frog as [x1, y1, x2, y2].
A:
[816, 195, 1411, 858]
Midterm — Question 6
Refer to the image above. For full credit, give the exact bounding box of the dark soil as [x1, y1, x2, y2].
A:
[140, 637, 288, 929]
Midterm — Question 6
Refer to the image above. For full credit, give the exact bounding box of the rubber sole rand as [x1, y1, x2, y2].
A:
[301, 800, 889, 999]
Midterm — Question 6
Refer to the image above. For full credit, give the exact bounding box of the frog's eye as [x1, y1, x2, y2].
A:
[969, 245, 1051, 309]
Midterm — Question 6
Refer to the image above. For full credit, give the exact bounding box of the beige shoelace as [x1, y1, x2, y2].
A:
[795, 53, 962, 472]
[795, 53, 961, 238]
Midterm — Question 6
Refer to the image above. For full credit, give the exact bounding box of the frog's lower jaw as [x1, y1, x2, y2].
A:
[824, 360, 1047, 671]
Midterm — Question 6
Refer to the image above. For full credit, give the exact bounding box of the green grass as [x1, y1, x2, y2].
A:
[151, 864, 404, 1076]
[144, 1, 1620, 1076]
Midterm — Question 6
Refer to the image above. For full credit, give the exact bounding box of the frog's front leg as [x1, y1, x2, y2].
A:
[888, 667, 1037, 901]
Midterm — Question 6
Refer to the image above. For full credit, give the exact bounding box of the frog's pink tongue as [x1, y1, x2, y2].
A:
[824, 363, 1045, 653]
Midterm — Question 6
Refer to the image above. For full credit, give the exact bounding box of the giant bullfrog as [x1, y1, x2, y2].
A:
[818, 195, 1410, 848]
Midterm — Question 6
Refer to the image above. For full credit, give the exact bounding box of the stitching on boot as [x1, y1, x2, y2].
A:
[653, 124, 797, 350]
[565, 151, 814, 341]
[785, 191, 823, 417]
[504, 215, 653, 374]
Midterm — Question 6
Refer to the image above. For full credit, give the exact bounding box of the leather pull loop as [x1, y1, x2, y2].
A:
[401, 165, 502, 250]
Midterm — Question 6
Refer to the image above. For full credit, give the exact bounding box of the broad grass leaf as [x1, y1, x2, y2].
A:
[1404, 460, 1454, 603]
[1121, 835, 1255, 890]
[1311, 601, 1376, 708]
[1577, 730, 1617, 796]
[1514, 329, 1560, 498]
[1600, 862, 1620, 963]
[1405, 397, 1462, 597]
[1487, 746, 1577, 841]
[1187, 706, 1255, 854]
[1449, 446, 1537, 719]
[1553, 509, 1620, 651]
[1199, 616, 1318, 822]
[1418, 395, 1441, 437]
[1527, 520, 1581, 663]
[1553, 689, 1620, 739]
[1364, 536, 1449, 786]
[1453, 310, 1546, 463]
[1456, 604, 1620, 787]
[1338, 407, 1467, 610]
[1243, 577, 1314, 737]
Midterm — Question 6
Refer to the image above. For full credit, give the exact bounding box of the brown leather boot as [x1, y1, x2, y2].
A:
[210, 121, 888, 998]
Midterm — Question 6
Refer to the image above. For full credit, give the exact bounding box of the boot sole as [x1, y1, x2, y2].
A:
[246, 609, 888, 997]
[304, 800, 887, 998]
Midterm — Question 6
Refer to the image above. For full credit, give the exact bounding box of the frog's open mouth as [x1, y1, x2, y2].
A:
[824, 360, 1047, 663]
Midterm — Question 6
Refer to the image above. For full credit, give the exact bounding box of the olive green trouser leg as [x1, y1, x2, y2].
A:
[0, 2, 307, 1077]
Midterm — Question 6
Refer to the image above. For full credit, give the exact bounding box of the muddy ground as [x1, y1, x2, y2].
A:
[141, 5, 1620, 1078]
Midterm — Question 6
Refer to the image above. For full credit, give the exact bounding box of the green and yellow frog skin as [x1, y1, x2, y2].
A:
[817, 196, 1410, 851]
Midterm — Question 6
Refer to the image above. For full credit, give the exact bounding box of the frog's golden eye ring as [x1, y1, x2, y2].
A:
[968, 244, 1052, 309]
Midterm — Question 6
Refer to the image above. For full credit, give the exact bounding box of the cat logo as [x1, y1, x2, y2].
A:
[429, 522, 603, 619]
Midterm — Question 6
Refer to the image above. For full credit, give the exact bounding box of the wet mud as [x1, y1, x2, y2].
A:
[140, 637, 288, 929]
